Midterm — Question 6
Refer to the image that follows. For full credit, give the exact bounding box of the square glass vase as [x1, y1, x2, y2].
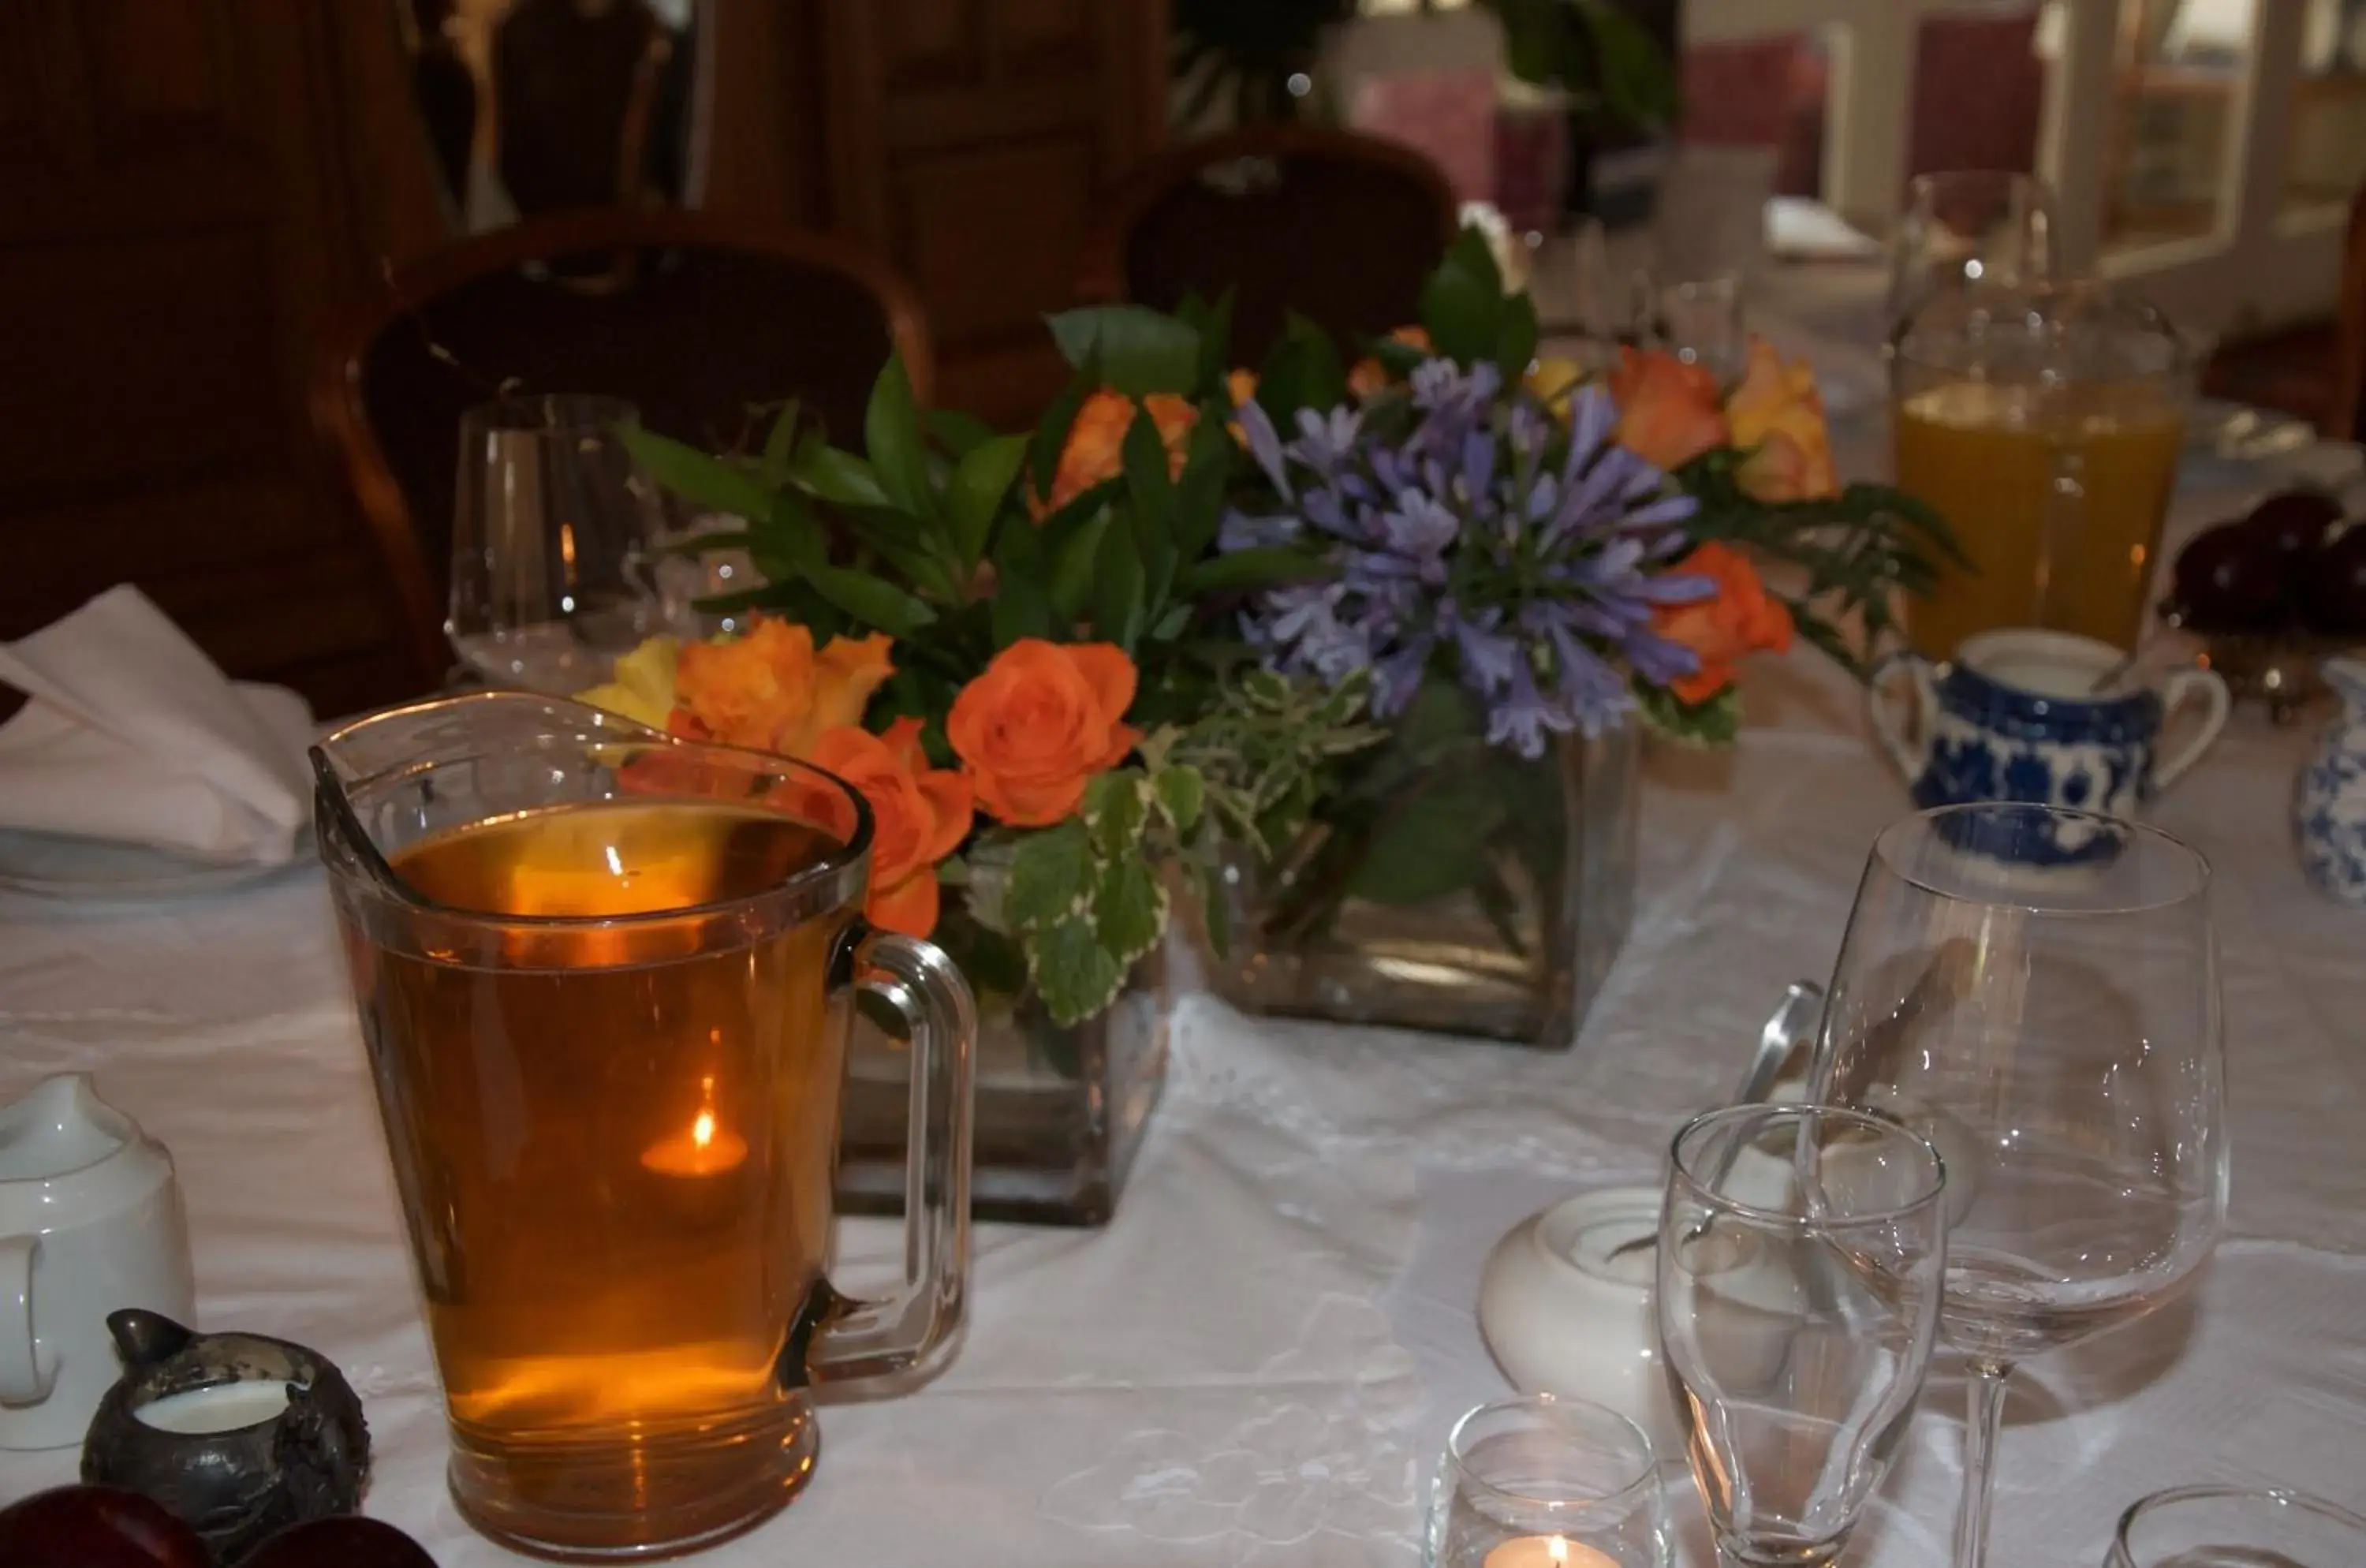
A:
[1198, 721, 1639, 1050]
[834, 910, 1169, 1227]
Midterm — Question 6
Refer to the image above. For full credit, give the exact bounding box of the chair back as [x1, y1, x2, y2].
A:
[1077, 125, 1459, 364]
[312, 209, 932, 683]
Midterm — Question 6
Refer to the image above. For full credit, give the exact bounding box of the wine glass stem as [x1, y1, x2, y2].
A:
[1953, 1359, 2015, 1568]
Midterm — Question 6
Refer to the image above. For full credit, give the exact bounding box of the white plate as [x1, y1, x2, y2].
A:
[0, 826, 312, 902]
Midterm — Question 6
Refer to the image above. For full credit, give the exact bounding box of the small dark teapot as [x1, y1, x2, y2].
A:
[80, 1311, 370, 1566]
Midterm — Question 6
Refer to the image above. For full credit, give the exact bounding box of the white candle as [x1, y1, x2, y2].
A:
[135, 1379, 297, 1434]
[1482, 1534, 1622, 1568]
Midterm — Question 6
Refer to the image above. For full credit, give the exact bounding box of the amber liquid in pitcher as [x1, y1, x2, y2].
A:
[356, 800, 856, 1554]
[1896, 380, 2185, 658]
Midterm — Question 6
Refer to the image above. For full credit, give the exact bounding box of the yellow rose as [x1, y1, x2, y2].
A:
[1726, 337, 1838, 502]
[1525, 357, 1584, 411]
[577, 635, 681, 731]
[670, 619, 896, 759]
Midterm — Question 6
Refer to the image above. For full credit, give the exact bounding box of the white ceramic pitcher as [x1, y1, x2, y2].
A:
[0, 1073, 196, 1450]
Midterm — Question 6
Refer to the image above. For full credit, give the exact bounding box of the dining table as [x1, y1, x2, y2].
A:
[2, 271, 2364, 1567]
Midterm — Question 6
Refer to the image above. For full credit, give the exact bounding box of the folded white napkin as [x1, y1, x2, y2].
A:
[0, 586, 314, 865]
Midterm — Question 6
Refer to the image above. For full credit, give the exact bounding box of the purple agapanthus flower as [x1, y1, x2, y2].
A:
[1222, 361, 1715, 756]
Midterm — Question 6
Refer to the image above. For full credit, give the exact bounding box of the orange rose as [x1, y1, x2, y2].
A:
[1651, 542, 1794, 705]
[1609, 346, 1730, 472]
[1225, 368, 1260, 448]
[1036, 390, 1196, 515]
[946, 640, 1139, 827]
[1347, 326, 1432, 401]
[809, 718, 972, 938]
[674, 619, 894, 759]
[1725, 337, 1838, 502]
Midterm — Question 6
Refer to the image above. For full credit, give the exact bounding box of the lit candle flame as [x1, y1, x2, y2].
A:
[641, 1076, 745, 1177]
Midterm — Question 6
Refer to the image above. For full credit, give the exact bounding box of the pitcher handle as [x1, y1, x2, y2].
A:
[2152, 667, 2231, 793]
[1865, 651, 1938, 782]
[808, 926, 976, 1387]
[0, 1235, 50, 1406]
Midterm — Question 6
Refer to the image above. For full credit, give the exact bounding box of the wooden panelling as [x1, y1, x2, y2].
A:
[0, 231, 282, 497]
[883, 0, 981, 91]
[892, 136, 1095, 345]
[995, 0, 1092, 77]
[85, 0, 230, 129]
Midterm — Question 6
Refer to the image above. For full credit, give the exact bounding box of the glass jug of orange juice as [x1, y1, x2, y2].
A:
[1892, 279, 2196, 657]
[313, 692, 976, 1559]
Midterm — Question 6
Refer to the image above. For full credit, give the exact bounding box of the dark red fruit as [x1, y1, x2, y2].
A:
[0, 1485, 210, 1568]
[2172, 520, 2286, 631]
[2242, 488, 2345, 580]
[244, 1516, 438, 1568]
[2301, 525, 2366, 636]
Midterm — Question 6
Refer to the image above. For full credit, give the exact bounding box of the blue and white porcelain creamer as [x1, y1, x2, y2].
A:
[2295, 655, 2366, 905]
[1868, 629, 2230, 865]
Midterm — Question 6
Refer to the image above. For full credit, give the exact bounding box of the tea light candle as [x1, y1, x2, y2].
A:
[134, 1379, 297, 1435]
[640, 1107, 747, 1178]
[1482, 1535, 1620, 1568]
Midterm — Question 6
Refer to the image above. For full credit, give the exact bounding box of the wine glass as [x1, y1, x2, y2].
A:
[1655, 1103, 1949, 1568]
[1886, 171, 2058, 334]
[447, 394, 683, 694]
[1812, 803, 2230, 1568]
[1427, 1394, 1671, 1568]
[2108, 1485, 2366, 1566]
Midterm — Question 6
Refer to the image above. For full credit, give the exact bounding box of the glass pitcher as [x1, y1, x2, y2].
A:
[1892, 278, 2196, 658]
[312, 692, 975, 1559]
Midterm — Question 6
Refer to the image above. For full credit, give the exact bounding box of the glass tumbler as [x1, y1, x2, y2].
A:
[1427, 1394, 1670, 1568]
[2108, 1485, 2366, 1566]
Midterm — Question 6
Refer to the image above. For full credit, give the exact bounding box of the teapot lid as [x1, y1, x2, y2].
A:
[0, 1075, 159, 1211]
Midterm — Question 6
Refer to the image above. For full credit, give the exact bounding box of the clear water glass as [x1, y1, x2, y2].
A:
[2108, 1485, 2366, 1567]
[447, 393, 683, 694]
[1886, 170, 2058, 334]
[1427, 1395, 1670, 1568]
[1644, 274, 1747, 383]
[1656, 1103, 1948, 1568]
[1812, 803, 2229, 1568]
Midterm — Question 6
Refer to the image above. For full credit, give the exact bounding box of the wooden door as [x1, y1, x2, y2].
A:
[0, 2, 423, 713]
[818, 0, 1169, 426]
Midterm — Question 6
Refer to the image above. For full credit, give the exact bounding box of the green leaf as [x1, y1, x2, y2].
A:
[1027, 915, 1126, 1028]
[1342, 772, 1506, 905]
[620, 426, 777, 522]
[1120, 408, 1177, 607]
[1189, 857, 1231, 960]
[1048, 507, 1111, 622]
[1152, 764, 1204, 832]
[1177, 547, 1332, 597]
[1636, 680, 1742, 746]
[1092, 851, 1167, 967]
[946, 434, 1028, 568]
[1148, 602, 1193, 642]
[1084, 771, 1150, 857]
[1091, 511, 1146, 649]
[790, 442, 892, 509]
[1278, 312, 1348, 413]
[864, 354, 935, 520]
[1420, 227, 1506, 367]
[1172, 421, 1234, 562]
[1006, 817, 1093, 931]
[800, 564, 938, 636]
[760, 400, 802, 487]
[991, 569, 1055, 646]
[927, 407, 996, 458]
[1181, 287, 1237, 391]
[1497, 289, 1541, 382]
[1045, 305, 1202, 397]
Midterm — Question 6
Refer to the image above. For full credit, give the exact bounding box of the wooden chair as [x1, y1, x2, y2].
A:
[312, 208, 933, 685]
[2335, 180, 2366, 445]
[1076, 124, 1460, 365]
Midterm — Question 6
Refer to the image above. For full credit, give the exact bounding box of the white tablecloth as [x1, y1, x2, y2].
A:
[3, 441, 2363, 1566]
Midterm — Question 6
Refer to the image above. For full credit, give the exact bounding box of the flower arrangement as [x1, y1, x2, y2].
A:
[585, 230, 1954, 1027]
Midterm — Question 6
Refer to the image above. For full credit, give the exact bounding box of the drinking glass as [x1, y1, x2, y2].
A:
[2109, 1485, 2366, 1566]
[1887, 170, 2058, 333]
[1528, 215, 1643, 369]
[1892, 278, 2196, 658]
[1656, 1104, 1949, 1568]
[1812, 803, 2230, 1568]
[1644, 274, 1748, 383]
[448, 394, 684, 694]
[314, 692, 977, 1556]
[1426, 1394, 1671, 1568]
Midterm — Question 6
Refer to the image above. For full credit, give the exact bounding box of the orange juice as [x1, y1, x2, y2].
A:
[1894, 379, 2185, 658]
